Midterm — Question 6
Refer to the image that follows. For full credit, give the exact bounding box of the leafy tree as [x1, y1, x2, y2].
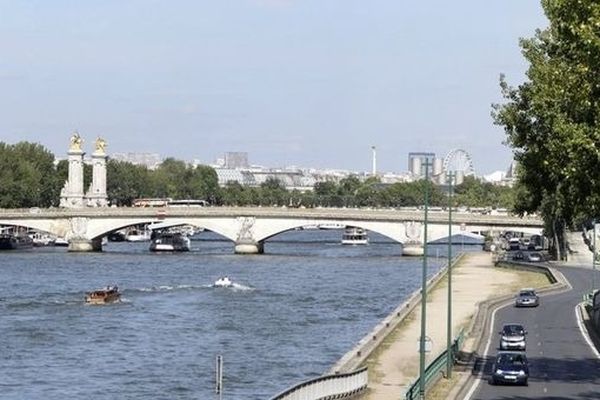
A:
[493, 0, 600, 259]
[0, 142, 60, 208]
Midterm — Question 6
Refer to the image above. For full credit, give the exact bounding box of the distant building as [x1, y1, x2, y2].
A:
[224, 152, 249, 169]
[111, 152, 162, 169]
[408, 152, 436, 178]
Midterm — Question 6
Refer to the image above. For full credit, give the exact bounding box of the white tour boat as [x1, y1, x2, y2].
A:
[341, 227, 369, 245]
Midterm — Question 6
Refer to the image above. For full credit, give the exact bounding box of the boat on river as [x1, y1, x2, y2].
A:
[85, 286, 121, 305]
[341, 227, 369, 245]
[213, 276, 233, 288]
[149, 231, 191, 252]
[0, 234, 34, 250]
[126, 227, 152, 242]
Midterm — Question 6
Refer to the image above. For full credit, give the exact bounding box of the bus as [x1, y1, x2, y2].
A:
[167, 199, 209, 207]
[132, 198, 171, 207]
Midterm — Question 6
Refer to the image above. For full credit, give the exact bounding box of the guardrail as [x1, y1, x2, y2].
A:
[404, 331, 465, 400]
[269, 366, 368, 400]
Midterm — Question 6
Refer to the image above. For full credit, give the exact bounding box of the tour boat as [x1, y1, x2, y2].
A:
[318, 223, 346, 230]
[53, 237, 69, 247]
[213, 276, 233, 288]
[126, 227, 152, 242]
[0, 234, 34, 250]
[149, 231, 191, 252]
[29, 232, 55, 247]
[85, 286, 121, 305]
[341, 227, 369, 245]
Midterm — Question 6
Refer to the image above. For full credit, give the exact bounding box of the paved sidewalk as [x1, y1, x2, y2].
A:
[359, 252, 550, 400]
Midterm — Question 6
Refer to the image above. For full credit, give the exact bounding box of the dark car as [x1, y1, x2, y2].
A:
[491, 351, 529, 385]
[499, 323, 527, 350]
[512, 251, 524, 261]
[515, 288, 539, 307]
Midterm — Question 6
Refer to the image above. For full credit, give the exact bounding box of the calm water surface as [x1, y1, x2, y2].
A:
[0, 230, 481, 400]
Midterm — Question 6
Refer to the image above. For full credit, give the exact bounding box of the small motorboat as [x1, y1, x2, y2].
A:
[213, 276, 233, 288]
[85, 286, 121, 305]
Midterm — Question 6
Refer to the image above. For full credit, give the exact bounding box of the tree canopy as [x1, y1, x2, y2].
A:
[493, 0, 600, 259]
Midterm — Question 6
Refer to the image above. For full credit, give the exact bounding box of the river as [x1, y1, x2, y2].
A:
[0, 229, 481, 400]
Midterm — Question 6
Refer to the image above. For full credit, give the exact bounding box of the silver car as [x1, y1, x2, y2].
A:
[515, 289, 539, 307]
[499, 323, 527, 351]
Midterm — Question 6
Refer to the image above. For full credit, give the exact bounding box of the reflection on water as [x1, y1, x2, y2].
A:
[0, 229, 481, 399]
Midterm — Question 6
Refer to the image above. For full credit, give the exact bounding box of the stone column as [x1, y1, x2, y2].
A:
[60, 132, 86, 208]
[234, 241, 264, 254]
[402, 221, 424, 257]
[234, 216, 264, 254]
[86, 138, 108, 207]
[66, 217, 103, 252]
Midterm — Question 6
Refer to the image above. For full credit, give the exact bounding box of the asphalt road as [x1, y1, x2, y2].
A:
[469, 265, 600, 400]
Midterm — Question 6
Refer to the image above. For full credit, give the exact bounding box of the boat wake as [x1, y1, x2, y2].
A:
[211, 282, 256, 292]
[134, 284, 203, 293]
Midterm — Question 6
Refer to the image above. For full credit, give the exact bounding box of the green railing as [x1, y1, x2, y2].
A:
[405, 330, 465, 400]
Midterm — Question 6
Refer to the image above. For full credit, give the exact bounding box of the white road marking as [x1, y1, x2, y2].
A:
[463, 299, 513, 400]
[575, 302, 600, 359]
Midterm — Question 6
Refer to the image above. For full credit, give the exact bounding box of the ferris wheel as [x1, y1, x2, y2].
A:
[443, 149, 475, 176]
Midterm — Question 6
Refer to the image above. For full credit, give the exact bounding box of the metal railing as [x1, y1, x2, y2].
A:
[269, 366, 368, 400]
[405, 330, 465, 400]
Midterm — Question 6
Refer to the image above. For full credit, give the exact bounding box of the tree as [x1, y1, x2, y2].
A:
[493, 0, 600, 259]
[0, 142, 60, 208]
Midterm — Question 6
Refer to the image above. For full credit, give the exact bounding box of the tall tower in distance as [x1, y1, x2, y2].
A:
[371, 146, 377, 176]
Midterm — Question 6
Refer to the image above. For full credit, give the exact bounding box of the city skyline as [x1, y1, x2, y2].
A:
[0, 1, 548, 174]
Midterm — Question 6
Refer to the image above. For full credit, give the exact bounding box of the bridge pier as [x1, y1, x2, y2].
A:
[234, 241, 264, 255]
[68, 237, 103, 252]
[402, 242, 424, 257]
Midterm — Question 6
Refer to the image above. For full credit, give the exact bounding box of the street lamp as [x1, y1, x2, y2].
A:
[446, 171, 455, 379]
[419, 160, 432, 399]
[593, 220, 597, 294]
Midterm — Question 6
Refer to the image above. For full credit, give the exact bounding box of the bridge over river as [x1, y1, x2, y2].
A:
[0, 207, 543, 254]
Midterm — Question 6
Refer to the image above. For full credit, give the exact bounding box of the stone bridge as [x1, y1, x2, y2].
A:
[0, 207, 543, 254]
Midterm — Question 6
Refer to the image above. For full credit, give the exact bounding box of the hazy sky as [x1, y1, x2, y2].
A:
[0, 1, 548, 174]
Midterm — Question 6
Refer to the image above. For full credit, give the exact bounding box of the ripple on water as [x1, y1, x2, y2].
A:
[0, 238, 472, 399]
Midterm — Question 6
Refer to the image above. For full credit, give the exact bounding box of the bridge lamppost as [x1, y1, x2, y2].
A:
[418, 160, 432, 399]
[446, 171, 455, 379]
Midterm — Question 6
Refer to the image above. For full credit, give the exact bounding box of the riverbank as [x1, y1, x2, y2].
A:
[355, 251, 550, 400]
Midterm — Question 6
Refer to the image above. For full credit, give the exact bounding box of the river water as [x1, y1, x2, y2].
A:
[0, 230, 481, 400]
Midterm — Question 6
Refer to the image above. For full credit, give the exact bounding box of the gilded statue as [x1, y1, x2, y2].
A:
[95, 137, 107, 154]
[69, 131, 83, 152]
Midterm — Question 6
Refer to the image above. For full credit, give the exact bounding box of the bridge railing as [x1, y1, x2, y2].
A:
[268, 366, 367, 400]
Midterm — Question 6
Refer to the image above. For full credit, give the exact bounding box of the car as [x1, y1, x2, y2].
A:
[490, 351, 529, 385]
[499, 323, 527, 350]
[512, 251, 524, 261]
[515, 288, 539, 307]
[528, 252, 542, 262]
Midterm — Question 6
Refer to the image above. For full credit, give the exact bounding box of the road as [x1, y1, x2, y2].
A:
[468, 265, 600, 400]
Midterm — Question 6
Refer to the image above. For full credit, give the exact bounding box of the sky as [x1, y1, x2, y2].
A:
[0, 0, 548, 175]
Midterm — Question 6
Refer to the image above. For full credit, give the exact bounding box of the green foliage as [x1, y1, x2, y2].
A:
[492, 0, 600, 258]
[0, 141, 514, 211]
[453, 176, 515, 209]
[0, 142, 60, 208]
